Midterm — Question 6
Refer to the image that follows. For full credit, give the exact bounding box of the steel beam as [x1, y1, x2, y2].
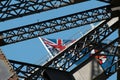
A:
[0, 0, 88, 21]
[26, 17, 119, 79]
[97, 0, 111, 3]
[9, 59, 49, 79]
[70, 37, 120, 80]
[0, 0, 12, 8]
[117, 18, 120, 80]
[93, 38, 120, 80]
[43, 17, 119, 70]
[0, 5, 111, 46]
[9, 38, 120, 80]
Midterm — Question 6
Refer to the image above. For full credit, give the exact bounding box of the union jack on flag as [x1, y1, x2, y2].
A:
[40, 38, 75, 57]
[40, 37, 108, 65]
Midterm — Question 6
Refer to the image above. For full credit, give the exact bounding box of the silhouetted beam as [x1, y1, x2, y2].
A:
[111, 1, 120, 79]
[26, 17, 119, 79]
[117, 18, 120, 80]
[95, 38, 120, 80]
[97, 0, 111, 3]
[71, 36, 119, 69]
[9, 59, 56, 79]
[0, 0, 88, 21]
[43, 17, 119, 70]
[9, 59, 43, 79]
[70, 37, 120, 80]
[9, 38, 120, 80]
[0, 5, 111, 46]
[95, 60, 120, 80]
[0, 0, 11, 7]
[8, 42, 112, 80]
[111, 0, 120, 6]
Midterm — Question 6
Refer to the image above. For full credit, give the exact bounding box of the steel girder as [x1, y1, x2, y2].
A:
[9, 59, 50, 80]
[94, 38, 120, 80]
[97, 0, 111, 3]
[9, 38, 120, 80]
[0, 5, 111, 46]
[117, 28, 120, 80]
[26, 17, 119, 79]
[0, 0, 88, 21]
[43, 17, 119, 70]
[70, 37, 120, 80]
[0, 0, 12, 8]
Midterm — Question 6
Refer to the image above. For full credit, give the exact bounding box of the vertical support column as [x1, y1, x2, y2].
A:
[117, 17, 120, 80]
[0, 34, 6, 46]
[111, 0, 120, 79]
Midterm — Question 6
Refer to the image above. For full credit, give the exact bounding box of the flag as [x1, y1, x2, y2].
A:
[40, 37, 75, 57]
[40, 37, 107, 65]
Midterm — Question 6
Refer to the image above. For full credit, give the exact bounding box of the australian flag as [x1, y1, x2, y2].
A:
[40, 37, 75, 57]
[40, 37, 108, 65]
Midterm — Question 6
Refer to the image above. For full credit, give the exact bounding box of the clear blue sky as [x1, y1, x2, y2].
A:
[0, 0, 117, 80]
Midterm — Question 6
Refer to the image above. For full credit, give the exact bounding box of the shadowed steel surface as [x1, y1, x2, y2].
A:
[0, 0, 88, 21]
[98, 0, 111, 3]
[70, 37, 120, 80]
[9, 37, 120, 80]
[0, 5, 111, 46]
[1, 0, 120, 80]
[26, 17, 119, 79]
[72, 59, 104, 80]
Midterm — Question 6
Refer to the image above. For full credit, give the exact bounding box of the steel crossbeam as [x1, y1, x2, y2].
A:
[0, 0, 88, 21]
[9, 59, 50, 79]
[0, 5, 111, 46]
[26, 17, 119, 79]
[43, 17, 119, 70]
[98, 0, 111, 3]
[9, 37, 120, 80]
[94, 38, 120, 80]
[70, 37, 120, 80]
[0, 0, 12, 8]
[1, 0, 120, 80]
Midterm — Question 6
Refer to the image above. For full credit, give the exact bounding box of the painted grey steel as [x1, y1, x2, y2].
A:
[73, 59, 104, 80]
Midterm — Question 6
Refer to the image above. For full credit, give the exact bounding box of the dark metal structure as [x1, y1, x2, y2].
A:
[0, 0, 88, 21]
[0, 0, 120, 80]
[98, 0, 111, 3]
[25, 16, 120, 79]
[0, 5, 111, 46]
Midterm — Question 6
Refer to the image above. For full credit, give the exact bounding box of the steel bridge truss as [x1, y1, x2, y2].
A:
[39, 17, 119, 70]
[23, 17, 120, 79]
[94, 37, 120, 79]
[0, 0, 120, 80]
[70, 37, 120, 79]
[0, 5, 111, 46]
[0, 0, 88, 21]
[9, 59, 51, 80]
[9, 37, 120, 80]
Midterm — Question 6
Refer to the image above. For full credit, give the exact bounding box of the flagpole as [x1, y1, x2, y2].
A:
[38, 37, 54, 59]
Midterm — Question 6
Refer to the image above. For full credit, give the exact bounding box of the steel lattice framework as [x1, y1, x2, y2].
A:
[43, 18, 119, 70]
[0, 0, 120, 80]
[0, 5, 111, 46]
[70, 37, 120, 80]
[9, 37, 120, 80]
[0, 0, 87, 21]
[9, 59, 44, 79]
[26, 17, 119, 79]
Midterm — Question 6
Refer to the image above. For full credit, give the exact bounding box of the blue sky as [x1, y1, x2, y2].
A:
[0, 0, 117, 80]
